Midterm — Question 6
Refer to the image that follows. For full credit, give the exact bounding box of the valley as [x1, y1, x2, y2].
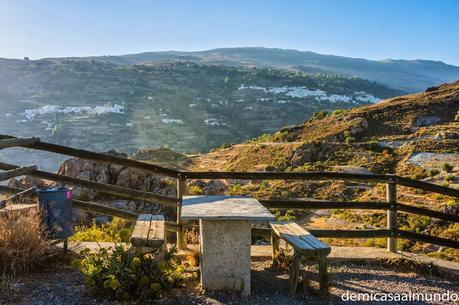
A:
[0, 59, 400, 171]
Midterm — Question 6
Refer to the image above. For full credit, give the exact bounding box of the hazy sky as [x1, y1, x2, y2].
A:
[1, 0, 458, 65]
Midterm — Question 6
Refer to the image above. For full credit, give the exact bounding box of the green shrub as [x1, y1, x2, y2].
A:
[188, 185, 204, 195]
[442, 163, 454, 173]
[345, 136, 355, 145]
[445, 174, 455, 182]
[426, 169, 440, 177]
[229, 183, 243, 195]
[310, 110, 328, 121]
[455, 110, 459, 121]
[331, 109, 346, 116]
[71, 218, 132, 243]
[72, 246, 183, 301]
[367, 140, 381, 151]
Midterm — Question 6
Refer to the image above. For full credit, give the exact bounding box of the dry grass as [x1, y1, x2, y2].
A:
[0, 211, 51, 275]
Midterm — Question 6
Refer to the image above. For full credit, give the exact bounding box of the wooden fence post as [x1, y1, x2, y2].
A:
[176, 175, 187, 250]
[386, 182, 397, 253]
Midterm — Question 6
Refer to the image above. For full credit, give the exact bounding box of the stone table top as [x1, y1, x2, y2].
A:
[181, 195, 275, 222]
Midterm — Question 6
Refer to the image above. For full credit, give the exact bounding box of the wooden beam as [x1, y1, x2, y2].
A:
[72, 199, 139, 221]
[0, 162, 178, 206]
[0, 134, 179, 178]
[307, 229, 392, 238]
[183, 171, 393, 183]
[0, 166, 37, 181]
[0, 187, 36, 208]
[397, 230, 459, 250]
[0, 185, 140, 222]
[386, 183, 397, 253]
[397, 176, 459, 198]
[397, 203, 459, 223]
[0, 137, 40, 149]
[260, 199, 390, 210]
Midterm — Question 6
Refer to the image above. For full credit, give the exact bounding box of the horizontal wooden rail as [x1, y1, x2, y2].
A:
[0, 187, 36, 208]
[0, 137, 40, 149]
[0, 185, 140, 221]
[0, 166, 37, 181]
[0, 134, 180, 178]
[307, 229, 392, 238]
[397, 176, 459, 198]
[260, 199, 391, 210]
[397, 230, 459, 250]
[73, 199, 139, 221]
[397, 203, 459, 223]
[0, 162, 178, 206]
[183, 171, 394, 183]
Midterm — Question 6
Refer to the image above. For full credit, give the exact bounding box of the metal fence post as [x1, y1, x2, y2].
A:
[176, 175, 187, 250]
[386, 181, 397, 253]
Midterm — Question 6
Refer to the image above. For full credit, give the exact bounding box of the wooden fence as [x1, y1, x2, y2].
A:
[0, 134, 458, 252]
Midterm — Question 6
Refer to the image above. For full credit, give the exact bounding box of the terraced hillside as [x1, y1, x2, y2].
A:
[0, 59, 400, 170]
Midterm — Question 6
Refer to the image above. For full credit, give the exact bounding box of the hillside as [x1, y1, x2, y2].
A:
[0, 59, 400, 171]
[47, 47, 459, 92]
[188, 82, 459, 261]
[191, 81, 459, 173]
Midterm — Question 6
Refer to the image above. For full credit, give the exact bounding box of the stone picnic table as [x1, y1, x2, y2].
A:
[181, 195, 275, 296]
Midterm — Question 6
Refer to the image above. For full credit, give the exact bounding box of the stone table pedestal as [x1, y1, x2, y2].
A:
[200, 219, 251, 295]
[181, 196, 275, 296]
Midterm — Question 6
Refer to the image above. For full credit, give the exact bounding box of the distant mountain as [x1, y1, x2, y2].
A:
[0, 59, 401, 170]
[46, 47, 459, 92]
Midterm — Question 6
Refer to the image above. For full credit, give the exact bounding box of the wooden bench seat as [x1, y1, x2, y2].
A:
[270, 221, 331, 295]
[131, 214, 166, 256]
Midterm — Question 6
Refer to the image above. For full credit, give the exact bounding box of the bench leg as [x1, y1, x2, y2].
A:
[318, 255, 329, 295]
[289, 252, 301, 295]
[271, 232, 280, 260]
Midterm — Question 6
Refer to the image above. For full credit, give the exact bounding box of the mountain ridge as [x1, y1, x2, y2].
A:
[34, 47, 459, 92]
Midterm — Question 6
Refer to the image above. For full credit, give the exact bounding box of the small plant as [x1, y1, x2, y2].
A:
[445, 174, 455, 182]
[442, 163, 454, 173]
[426, 168, 440, 177]
[70, 217, 132, 243]
[310, 110, 328, 121]
[72, 246, 184, 301]
[331, 109, 346, 116]
[367, 140, 380, 151]
[455, 110, 459, 121]
[345, 136, 355, 145]
[188, 185, 203, 195]
[229, 183, 243, 195]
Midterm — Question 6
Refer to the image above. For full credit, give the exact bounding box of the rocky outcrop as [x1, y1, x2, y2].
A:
[188, 179, 227, 195]
[290, 142, 330, 166]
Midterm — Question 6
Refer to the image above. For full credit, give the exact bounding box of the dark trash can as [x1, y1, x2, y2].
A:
[38, 187, 73, 239]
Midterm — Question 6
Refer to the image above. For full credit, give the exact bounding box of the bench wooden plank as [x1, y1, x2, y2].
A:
[271, 222, 330, 255]
[285, 222, 330, 252]
[146, 215, 165, 248]
[131, 214, 165, 250]
[131, 214, 153, 247]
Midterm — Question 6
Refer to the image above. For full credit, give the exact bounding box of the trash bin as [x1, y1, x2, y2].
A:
[38, 187, 73, 239]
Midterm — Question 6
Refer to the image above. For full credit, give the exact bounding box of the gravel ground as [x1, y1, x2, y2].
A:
[2, 258, 458, 305]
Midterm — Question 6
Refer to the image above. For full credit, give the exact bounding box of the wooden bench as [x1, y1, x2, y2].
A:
[270, 221, 331, 295]
[131, 214, 166, 257]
